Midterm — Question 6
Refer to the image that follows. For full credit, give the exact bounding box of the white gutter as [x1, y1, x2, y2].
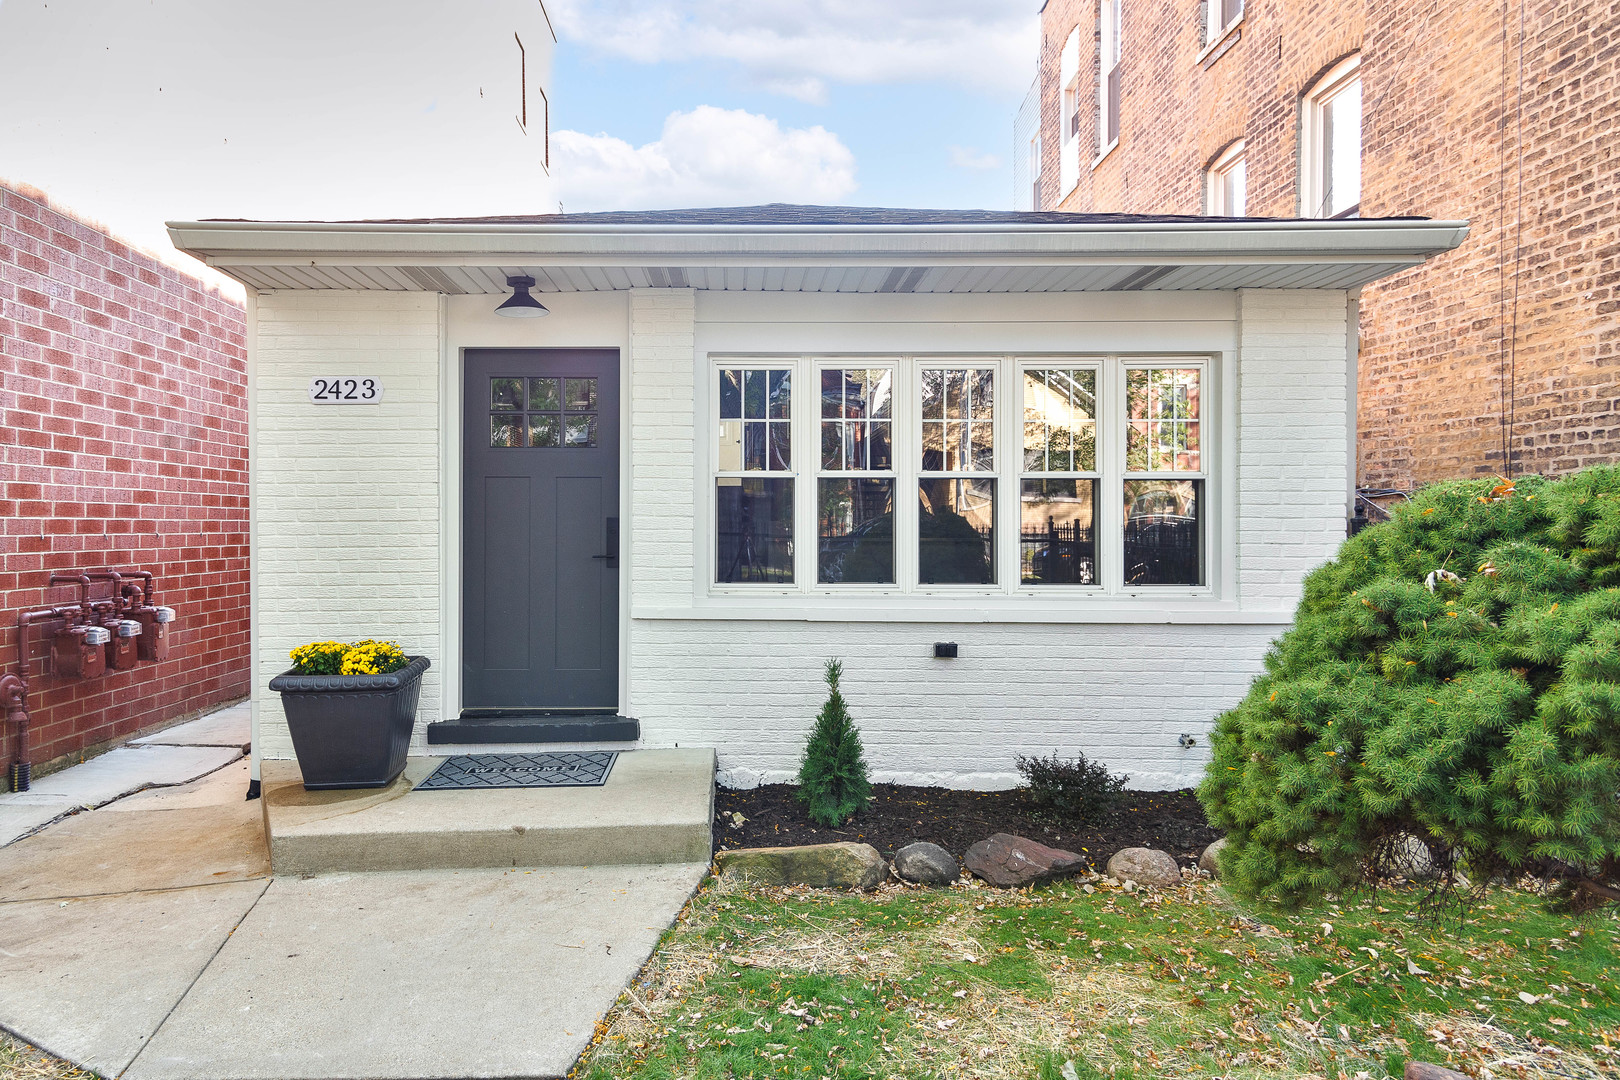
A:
[167, 218, 1470, 270]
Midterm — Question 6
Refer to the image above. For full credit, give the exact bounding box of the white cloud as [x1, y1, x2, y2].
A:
[549, 0, 1039, 98]
[553, 106, 857, 211]
[948, 146, 1002, 171]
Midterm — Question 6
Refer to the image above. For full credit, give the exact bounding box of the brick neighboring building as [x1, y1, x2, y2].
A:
[0, 181, 249, 788]
[1032, 0, 1620, 489]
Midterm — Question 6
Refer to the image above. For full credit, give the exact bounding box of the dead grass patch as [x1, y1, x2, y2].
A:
[0, 1032, 93, 1080]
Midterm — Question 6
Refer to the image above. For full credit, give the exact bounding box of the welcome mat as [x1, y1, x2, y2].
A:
[416, 751, 617, 790]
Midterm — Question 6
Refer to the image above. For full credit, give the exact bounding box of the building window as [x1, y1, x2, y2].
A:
[1058, 26, 1083, 196]
[1029, 134, 1043, 209]
[1205, 140, 1247, 215]
[818, 366, 896, 584]
[1021, 366, 1099, 585]
[1123, 366, 1204, 586]
[1205, 0, 1243, 46]
[919, 366, 997, 584]
[1099, 0, 1123, 152]
[715, 366, 794, 584]
[711, 354, 1214, 596]
[1301, 55, 1362, 218]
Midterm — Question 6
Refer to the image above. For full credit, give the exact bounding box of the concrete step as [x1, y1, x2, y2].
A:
[426, 712, 640, 744]
[262, 748, 715, 875]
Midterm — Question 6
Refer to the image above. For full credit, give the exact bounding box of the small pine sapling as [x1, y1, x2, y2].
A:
[796, 659, 872, 827]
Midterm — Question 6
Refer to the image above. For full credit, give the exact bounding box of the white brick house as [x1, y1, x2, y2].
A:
[168, 206, 1465, 790]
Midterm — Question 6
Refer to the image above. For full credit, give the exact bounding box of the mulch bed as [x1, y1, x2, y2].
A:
[714, 783, 1220, 872]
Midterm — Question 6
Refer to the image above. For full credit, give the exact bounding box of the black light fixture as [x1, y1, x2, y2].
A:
[495, 274, 549, 318]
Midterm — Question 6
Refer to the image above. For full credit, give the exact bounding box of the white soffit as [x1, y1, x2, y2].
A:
[166, 215, 1469, 295]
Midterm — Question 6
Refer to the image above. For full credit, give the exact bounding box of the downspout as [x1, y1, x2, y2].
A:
[245, 291, 262, 802]
[1347, 290, 1361, 532]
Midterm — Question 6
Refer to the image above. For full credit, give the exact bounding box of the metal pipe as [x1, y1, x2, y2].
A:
[121, 570, 155, 608]
[7, 609, 57, 793]
[48, 573, 93, 620]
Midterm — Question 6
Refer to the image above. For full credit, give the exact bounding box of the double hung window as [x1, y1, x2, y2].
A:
[1205, 0, 1243, 46]
[1302, 56, 1362, 218]
[710, 355, 1210, 595]
[1099, 0, 1123, 151]
[1205, 140, 1247, 216]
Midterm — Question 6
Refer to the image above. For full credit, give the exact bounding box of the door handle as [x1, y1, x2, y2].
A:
[593, 517, 619, 567]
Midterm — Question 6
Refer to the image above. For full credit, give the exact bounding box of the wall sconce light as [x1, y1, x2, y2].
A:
[495, 275, 549, 318]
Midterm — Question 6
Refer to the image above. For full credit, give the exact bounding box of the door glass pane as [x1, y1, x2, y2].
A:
[490, 414, 524, 448]
[918, 478, 995, 584]
[565, 378, 597, 412]
[818, 479, 895, 584]
[1021, 479, 1098, 585]
[1123, 479, 1203, 585]
[565, 415, 597, 447]
[528, 414, 560, 447]
[527, 377, 560, 412]
[717, 478, 795, 583]
[491, 378, 524, 410]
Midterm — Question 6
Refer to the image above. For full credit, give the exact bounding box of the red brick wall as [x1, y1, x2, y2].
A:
[1038, 0, 1620, 489]
[0, 182, 249, 786]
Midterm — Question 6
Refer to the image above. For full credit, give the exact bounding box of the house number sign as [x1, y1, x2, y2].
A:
[308, 377, 383, 404]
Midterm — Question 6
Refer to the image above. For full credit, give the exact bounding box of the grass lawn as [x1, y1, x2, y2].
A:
[575, 872, 1620, 1080]
[0, 1032, 92, 1080]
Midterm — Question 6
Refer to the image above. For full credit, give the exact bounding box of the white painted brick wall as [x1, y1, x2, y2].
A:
[1235, 290, 1350, 611]
[619, 287, 1352, 789]
[628, 289, 697, 607]
[252, 291, 442, 759]
[629, 620, 1278, 789]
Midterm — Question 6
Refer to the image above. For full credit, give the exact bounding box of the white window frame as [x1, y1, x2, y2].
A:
[1017, 359, 1106, 592]
[704, 353, 1217, 600]
[1203, 0, 1243, 49]
[711, 360, 800, 593]
[1096, 0, 1123, 161]
[1205, 139, 1247, 216]
[1300, 54, 1363, 219]
[813, 359, 902, 592]
[1118, 359, 1209, 593]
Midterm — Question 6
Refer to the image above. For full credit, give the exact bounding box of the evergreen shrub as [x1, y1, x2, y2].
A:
[1015, 750, 1127, 822]
[1199, 469, 1620, 906]
[797, 659, 872, 827]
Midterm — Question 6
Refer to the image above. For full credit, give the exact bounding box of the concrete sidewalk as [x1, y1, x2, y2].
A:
[0, 711, 713, 1079]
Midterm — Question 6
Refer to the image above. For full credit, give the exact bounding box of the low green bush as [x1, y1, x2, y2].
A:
[1198, 468, 1620, 906]
[1015, 750, 1127, 822]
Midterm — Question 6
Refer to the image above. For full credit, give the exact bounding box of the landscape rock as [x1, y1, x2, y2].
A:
[1105, 847, 1182, 888]
[893, 842, 959, 885]
[1199, 837, 1228, 879]
[963, 833, 1088, 888]
[1384, 832, 1439, 880]
[715, 842, 888, 890]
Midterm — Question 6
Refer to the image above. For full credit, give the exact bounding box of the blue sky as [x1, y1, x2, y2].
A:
[0, 0, 1039, 286]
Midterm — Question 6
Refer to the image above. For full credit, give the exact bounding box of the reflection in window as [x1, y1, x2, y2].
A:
[818, 479, 894, 584]
[1023, 368, 1096, 472]
[1124, 479, 1203, 585]
[717, 478, 794, 583]
[821, 368, 893, 470]
[1125, 368, 1201, 472]
[490, 375, 596, 448]
[719, 368, 792, 471]
[919, 479, 995, 584]
[920, 368, 994, 472]
[1021, 479, 1097, 585]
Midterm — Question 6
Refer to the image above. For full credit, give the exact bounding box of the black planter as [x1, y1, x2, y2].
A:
[269, 656, 431, 790]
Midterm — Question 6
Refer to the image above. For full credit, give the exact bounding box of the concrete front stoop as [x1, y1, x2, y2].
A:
[261, 747, 716, 875]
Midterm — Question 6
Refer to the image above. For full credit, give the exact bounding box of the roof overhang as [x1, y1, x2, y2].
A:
[166, 216, 1470, 295]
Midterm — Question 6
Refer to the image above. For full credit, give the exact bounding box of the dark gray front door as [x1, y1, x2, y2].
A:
[463, 349, 619, 711]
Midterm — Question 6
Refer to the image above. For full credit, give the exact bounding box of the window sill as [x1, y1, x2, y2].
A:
[1092, 140, 1119, 170]
[1196, 19, 1243, 66]
[638, 597, 1285, 625]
